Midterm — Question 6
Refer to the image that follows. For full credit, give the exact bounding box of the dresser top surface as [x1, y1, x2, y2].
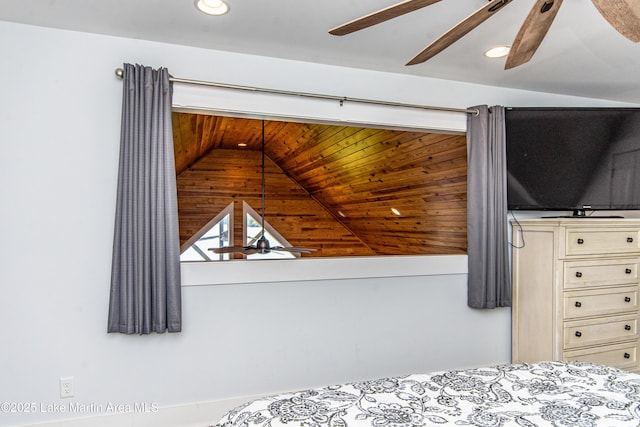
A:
[511, 217, 640, 227]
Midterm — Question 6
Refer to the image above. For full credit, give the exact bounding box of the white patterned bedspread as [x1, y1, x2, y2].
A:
[214, 361, 640, 427]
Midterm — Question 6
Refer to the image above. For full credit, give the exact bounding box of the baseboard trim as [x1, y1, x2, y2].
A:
[23, 396, 255, 427]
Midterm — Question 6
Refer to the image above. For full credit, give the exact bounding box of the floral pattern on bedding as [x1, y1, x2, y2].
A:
[214, 361, 640, 427]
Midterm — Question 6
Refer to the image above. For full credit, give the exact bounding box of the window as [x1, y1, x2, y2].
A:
[244, 202, 296, 260]
[173, 113, 468, 258]
[180, 203, 233, 261]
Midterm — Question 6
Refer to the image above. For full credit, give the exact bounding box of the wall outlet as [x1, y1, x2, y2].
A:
[59, 376, 74, 398]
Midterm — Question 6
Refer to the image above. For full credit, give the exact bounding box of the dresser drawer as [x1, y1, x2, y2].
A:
[563, 258, 639, 289]
[564, 286, 639, 319]
[564, 314, 638, 349]
[565, 228, 640, 256]
[564, 341, 639, 370]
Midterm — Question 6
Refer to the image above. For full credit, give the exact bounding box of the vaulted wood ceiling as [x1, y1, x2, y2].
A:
[172, 112, 468, 257]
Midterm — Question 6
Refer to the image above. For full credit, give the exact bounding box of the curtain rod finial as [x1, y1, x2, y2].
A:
[115, 68, 124, 79]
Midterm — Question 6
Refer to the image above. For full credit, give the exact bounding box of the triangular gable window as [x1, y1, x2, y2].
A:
[243, 202, 296, 260]
[180, 203, 233, 262]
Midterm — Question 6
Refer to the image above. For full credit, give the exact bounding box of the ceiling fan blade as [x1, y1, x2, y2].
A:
[329, 0, 442, 36]
[591, 0, 640, 43]
[406, 0, 513, 66]
[209, 246, 258, 254]
[504, 0, 563, 70]
[276, 247, 318, 254]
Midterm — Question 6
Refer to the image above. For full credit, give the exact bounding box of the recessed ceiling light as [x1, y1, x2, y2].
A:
[237, 143, 247, 147]
[484, 45, 511, 58]
[391, 208, 401, 216]
[195, 0, 229, 16]
[338, 210, 347, 218]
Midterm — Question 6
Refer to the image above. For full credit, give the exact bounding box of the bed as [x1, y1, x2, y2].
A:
[214, 361, 640, 427]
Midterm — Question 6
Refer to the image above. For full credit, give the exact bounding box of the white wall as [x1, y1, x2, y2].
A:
[1, 21, 637, 427]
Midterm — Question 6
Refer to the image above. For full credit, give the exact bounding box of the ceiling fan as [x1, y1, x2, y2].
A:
[329, 0, 640, 69]
[210, 121, 316, 256]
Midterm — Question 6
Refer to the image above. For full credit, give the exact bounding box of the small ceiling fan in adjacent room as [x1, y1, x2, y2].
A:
[209, 121, 316, 256]
[329, 0, 640, 69]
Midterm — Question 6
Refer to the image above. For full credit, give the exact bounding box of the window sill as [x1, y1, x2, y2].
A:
[181, 254, 468, 286]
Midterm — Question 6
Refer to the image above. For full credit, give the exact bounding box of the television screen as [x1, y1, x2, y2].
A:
[506, 107, 640, 213]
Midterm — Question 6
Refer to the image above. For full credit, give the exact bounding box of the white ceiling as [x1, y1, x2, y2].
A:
[2, 0, 640, 103]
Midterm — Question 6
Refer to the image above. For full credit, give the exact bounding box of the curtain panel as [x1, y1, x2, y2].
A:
[466, 105, 511, 309]
[108, 63, 182, 334]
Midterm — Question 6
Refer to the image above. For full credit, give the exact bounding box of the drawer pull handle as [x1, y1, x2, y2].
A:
[625, 297, 632, 303]
[625, 324, 632, 331]
[577, 238, 584, 244]
[624, 352, 631, 359]
[628, 237, 634, 243]
[575, 331, 582, 337]
[574, 301, 582, 308]
[575, 272, 583, 278]
[626, 268, 633, 274]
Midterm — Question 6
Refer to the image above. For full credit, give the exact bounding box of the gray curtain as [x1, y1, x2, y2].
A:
[108, 63, 182, 334]
[466, 105, 511, 309]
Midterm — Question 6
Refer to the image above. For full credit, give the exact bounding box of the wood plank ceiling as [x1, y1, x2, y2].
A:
[173, 112, 468, 257]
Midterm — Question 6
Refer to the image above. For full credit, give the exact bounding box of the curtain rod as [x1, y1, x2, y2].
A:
[114, 68, 479, 116]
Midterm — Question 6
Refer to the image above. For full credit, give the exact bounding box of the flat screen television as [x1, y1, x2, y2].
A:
[506, 107, 640, 216]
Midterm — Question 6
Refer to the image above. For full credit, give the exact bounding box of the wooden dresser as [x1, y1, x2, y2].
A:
[511, 218, 640, 372]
